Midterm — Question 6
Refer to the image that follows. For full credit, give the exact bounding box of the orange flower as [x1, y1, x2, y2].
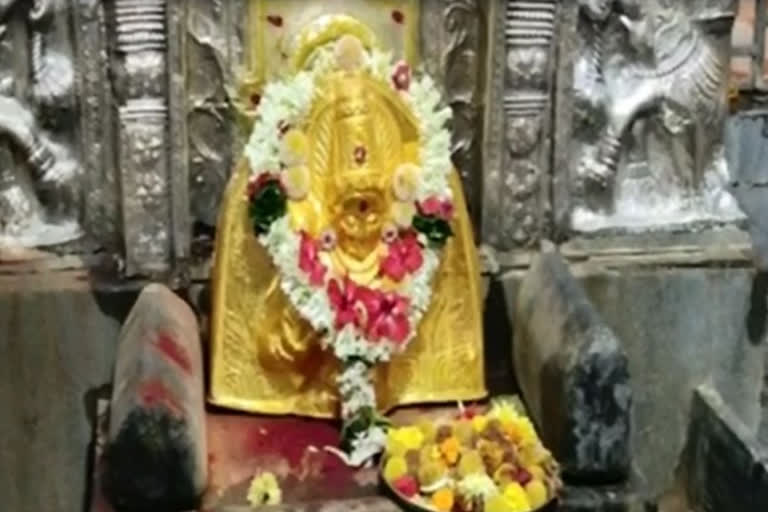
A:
[439, 436, 461, 465]
[432, 488, 455, 512]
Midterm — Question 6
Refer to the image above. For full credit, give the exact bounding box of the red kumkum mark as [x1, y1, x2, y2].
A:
[392, 10, 405, 24]
[153, 332, 193, 375]
[138, 379, 184, 417]
[267, 15, 283, 27]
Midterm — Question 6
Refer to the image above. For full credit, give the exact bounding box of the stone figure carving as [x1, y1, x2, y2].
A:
[0, 0, 82, 247]
[570, 0, 742, 232]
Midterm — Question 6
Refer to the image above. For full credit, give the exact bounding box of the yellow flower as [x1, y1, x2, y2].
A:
[279, 129, 309, 167]
[472, 414, 489, 433]
[335, 35, 365, 71]
[417, 419, 437, 443]
[247, 472, 282, 506]
[384, 455, 409, 483]
[392, 201, 416, 228]
[525, 479, 549, 509]
[393, 163, 420, 201]
[490, 401, 519, 425]
[281, 165, 310, 200]
[439, 436, 461, 465]
[388, 426, 425, 453]
[518, 442, 550, 468]
[505, 416, 537, 446]
[458, 449, 485, 477]
[501, 482, 532, 511]
[420, 444, 442, 465]
[418, 459, 447, 487]
[432, 488, 455, 512]
[526, 464, 546, 481]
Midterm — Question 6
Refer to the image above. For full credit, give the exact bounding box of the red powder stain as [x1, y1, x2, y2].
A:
[138, 379, 183, 417]
[152, 332, 192, 375]
[392, 10, 405, 24]
[243, 419, 340, 469]
[267, 15, 283, 27]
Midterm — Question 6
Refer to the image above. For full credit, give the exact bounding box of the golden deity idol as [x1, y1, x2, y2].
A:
[209, 20, 486, 418]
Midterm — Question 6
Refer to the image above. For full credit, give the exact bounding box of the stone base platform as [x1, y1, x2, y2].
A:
[89, 400, 641, 512]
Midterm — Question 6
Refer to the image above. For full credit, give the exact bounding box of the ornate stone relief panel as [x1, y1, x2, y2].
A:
[421, 0, 486, 233]
[482, 0, 557, 250]
[185, 0, 244, 230]
[560, 0, 743, 235]
[0, 0, 83, 248]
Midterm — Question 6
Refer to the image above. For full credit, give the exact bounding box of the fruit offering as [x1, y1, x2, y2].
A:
[382, 400, 561, 512]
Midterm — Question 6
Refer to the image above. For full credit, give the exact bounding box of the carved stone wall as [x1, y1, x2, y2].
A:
[0, 0, 82, 248]
[421, 0, 486, 233]
[482, 0, 558, 250]
[0, 1, 537, 268]
[557, 0, 744, 236]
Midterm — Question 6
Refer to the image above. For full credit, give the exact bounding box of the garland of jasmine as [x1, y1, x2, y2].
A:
[244, 36, 455, 464]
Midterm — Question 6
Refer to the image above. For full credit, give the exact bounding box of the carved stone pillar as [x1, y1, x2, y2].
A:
[75, 0, 119, 249]
[482, 0, 557, 250]
[113, 0, 191, 277]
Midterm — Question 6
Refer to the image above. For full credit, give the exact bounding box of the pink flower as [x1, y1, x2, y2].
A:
[380, 231, 423, 282]
[327, 277, 365, 330]
[391, 61, 411, 91]
[418, 196, 454, 221]
[361, 290, 410, 344]
[298, 232, 327, 286]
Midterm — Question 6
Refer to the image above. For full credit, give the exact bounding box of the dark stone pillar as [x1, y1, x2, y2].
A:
[103, 284, 206, 512]
[513, 245, 631, 484]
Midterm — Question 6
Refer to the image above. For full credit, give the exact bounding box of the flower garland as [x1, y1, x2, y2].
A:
[244, 36, 455, 464]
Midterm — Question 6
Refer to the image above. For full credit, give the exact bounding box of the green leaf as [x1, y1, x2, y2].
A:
[412, 214, 453, 247]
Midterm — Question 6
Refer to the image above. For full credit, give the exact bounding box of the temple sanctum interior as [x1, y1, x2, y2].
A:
[3, 1, 768, 511]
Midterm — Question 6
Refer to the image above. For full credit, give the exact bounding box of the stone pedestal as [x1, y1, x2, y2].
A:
[104, 284, 206, 512]
[500, 249, 764, 499]
[513, 247, 631, 483]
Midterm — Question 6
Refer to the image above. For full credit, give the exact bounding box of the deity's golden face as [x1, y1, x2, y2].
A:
[332, 186, 387, 260]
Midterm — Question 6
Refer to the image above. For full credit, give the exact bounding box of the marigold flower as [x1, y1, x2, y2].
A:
[279, 129, 309, 167]
[439, 436, 460, 465]
[432, 488, 455, 512]
[246, 472, 282, 506]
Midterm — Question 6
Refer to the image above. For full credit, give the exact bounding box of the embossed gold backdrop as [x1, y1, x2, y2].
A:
[209, 9, 486, 418]
[237, 0, 420, 114]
